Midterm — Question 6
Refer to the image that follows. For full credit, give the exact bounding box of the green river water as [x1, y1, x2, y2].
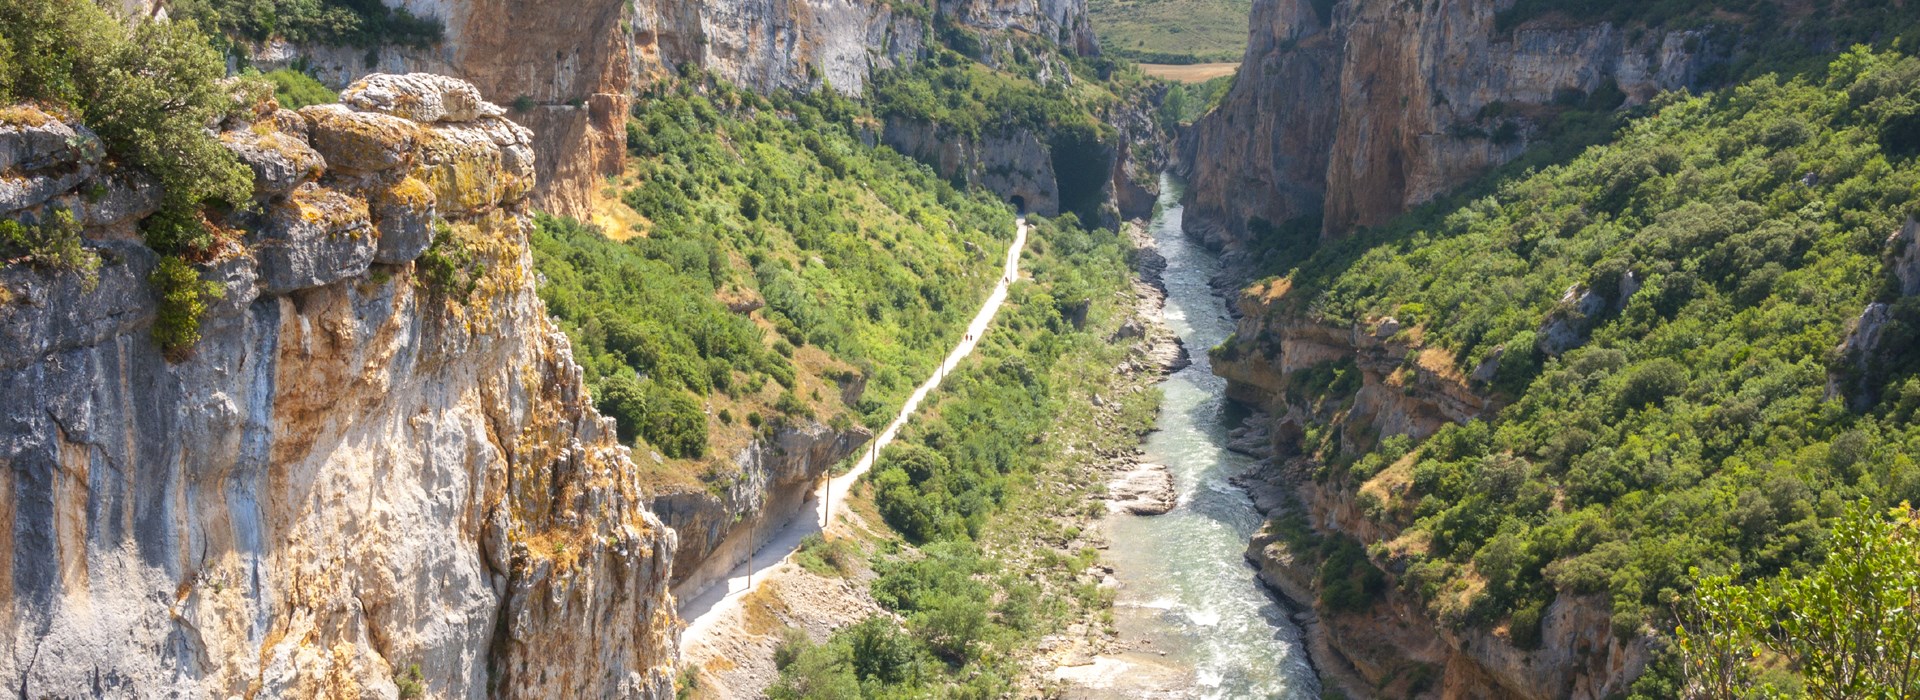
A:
[1100, 175, 1320, 698]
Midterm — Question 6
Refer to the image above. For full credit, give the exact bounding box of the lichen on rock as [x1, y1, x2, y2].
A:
[0, 73, 680, 698]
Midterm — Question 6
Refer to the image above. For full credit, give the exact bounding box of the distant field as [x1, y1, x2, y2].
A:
[1139, 62, 1239, 83]
[1088, 0, 1252, 64]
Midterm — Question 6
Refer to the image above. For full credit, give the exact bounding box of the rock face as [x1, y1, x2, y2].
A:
[1107, 463, 1176, 515]
[1240, 476, 1645, 700]
[248, 0, 1097, 219]
[884, 120, 1064, 216]
[1239, 451, 1648, 700]
[650, 421, 869, 599]
[0, 75, 677, 698]
[1213, 280, 1648, 698]
[1185, 0, 1713, 244]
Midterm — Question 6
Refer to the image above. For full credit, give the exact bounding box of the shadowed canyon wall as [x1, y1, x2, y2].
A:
[1184, 0, 1712, 246]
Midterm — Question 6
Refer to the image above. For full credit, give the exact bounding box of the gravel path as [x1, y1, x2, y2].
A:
[677, 217, 1031, 649]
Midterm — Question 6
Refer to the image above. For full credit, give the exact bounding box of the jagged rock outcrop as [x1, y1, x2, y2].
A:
[1185, 0, 1714, 245]
[0, 75, 677, 698]
[1828, 217, 1920, 407]
[252, 0, 634, 218]
[650, 421, 869, 599]
[1213, 280, 1488, 446]
[884, 120, 1064, 216]
[1241, 475, 1646, 700]
[1213, 278, 1653, 698]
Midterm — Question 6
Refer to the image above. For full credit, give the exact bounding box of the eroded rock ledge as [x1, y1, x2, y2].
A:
[0, 74, 677, 698]
[1213, 282, 1644, 699]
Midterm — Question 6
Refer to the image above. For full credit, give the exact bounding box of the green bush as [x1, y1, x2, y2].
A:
[1, 211, 99, 285]
[260, 68, 336, 109]
[794, 534, 857, 577]
[415, 222, 484, 299]
[149, 256, 221, 356]
[1675, 500, 1920, 698]
[592, 373, 708, 459]
[393, 664, 424, 699]
[1, 0, 254, 239]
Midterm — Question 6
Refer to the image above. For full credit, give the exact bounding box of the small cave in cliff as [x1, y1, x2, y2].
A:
[1009, 194, 1027, 214]
[1049, 129, 1114, 225]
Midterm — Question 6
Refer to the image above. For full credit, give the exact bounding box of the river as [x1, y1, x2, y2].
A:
[1100, 174, 1319, 698]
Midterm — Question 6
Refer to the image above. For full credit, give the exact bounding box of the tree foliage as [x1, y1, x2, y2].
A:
[1676, 500, 1920, 699]
[1, 0, 256, 354]
[534, 76, 1019, 463]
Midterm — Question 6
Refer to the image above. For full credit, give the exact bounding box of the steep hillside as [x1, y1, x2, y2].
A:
[1183, 0, 1718, 246]
[869, 43, 1168, 227]
[1213, 47, 1920, 698]
[527, 76, 1025, 599]
[757, 215, 1166, 698]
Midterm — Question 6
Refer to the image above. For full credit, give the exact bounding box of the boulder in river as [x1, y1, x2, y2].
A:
[1108, 463, 1177, 515]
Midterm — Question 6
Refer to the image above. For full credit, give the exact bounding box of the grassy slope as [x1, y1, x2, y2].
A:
[1087, 0, 1251, 64]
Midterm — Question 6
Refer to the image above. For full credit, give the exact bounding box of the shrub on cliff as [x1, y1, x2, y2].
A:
[2, 0, 256, 354]
[0, 0, 254, 227]
[0, 211, 98, 284]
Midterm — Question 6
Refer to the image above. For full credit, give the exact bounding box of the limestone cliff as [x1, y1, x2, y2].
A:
[0, 75, 677, 698]
[883, 120, 1066, 216]
[1185, 0, 1712, 245]
[1213, 280, 1644, 699]
[650, 421, 868, 601]
[238, 0, 1097, 221]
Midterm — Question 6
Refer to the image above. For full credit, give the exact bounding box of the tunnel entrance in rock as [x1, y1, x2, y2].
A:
[1009, 195, 1027, 214]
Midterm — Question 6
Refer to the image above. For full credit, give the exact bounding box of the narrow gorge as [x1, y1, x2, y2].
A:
[9, 0, 1920, 696]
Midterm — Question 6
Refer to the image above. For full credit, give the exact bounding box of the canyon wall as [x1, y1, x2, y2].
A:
[1213, 281, 1645, 699]
[245, 0, 1097, 220]
[651, 421, 868, 599]
[0, 75, 677, 698]
[1185, 0, 1712, 245]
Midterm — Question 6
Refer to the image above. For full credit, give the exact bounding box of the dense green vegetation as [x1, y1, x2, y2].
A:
[768, 214, 1148, 697]
[868, 48, 1117, 141]
[1086, 0, 1251, 64]
[1260, 48, 1920, 689]
[1157, 73, 1235, 127]
[169, 0, 442, 49]
[2, 0, 258, 355]
[868, 43, 1149, 223]
[532, 76, 1016, 474]
[1675, 500, 1918, 699]
[260, 67, 337, 108]
[865, 216, 1130, 544]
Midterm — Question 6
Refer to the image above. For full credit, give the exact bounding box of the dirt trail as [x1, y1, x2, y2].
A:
[676, 217, 1031, 648]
